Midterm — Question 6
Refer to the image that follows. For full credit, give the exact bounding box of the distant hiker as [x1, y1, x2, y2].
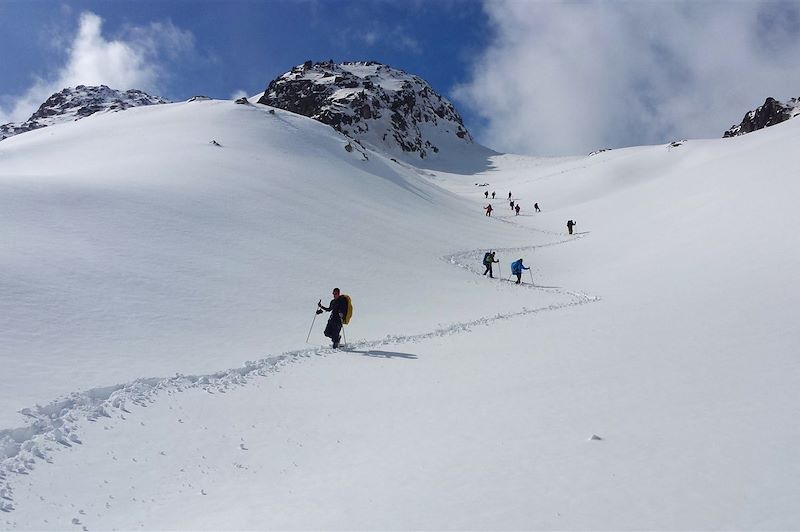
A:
[510, 200, 515, 210]
[567, 220, 577, 234]
[482, 251, 499, 278]
[515, 204, 521, 216]
[484, 190, 489, 198]
[491, 191, 496, 199]
[534, 202, 541, 212]
[484, 204, 493, 216]
[508, 191, 512, 200]
[317, 288, 349, 348]
[511, 258, 530, 285]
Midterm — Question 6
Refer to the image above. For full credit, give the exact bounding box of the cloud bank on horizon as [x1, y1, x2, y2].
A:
[454, 1, 800, 156]
[0, 12, 193, 124]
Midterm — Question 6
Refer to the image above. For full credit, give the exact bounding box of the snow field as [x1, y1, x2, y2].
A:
[0, 100, 533, 426]
[2, 97, 800, 528]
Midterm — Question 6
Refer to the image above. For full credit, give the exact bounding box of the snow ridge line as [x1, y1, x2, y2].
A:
[0, 242, 597, 513]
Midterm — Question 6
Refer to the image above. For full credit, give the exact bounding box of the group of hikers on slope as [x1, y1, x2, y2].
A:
[483, 191, 540, 218]
[483, 190, 578, 235]
[480, 188, 582, 287]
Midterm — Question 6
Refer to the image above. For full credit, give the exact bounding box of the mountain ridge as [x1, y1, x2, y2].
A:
[258, 60, 474, 161]
[0, 85, 169, 141]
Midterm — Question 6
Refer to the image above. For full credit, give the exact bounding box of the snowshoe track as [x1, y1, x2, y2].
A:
[0, 229, 599, 512]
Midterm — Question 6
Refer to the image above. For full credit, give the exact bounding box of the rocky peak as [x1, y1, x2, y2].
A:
[1, 85, 170, 141]
[257, 60, 473, 159]
[723, 96, 800, 138]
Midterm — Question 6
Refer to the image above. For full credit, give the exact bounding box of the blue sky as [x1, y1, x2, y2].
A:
[0, 1, 491, 129]
[2, 1, 800, 156]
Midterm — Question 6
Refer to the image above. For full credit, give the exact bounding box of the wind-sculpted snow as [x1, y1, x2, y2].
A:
[0, 234, 598, 513]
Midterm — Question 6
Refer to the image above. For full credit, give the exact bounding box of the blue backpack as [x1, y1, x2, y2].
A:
[511, 259, 523, 275]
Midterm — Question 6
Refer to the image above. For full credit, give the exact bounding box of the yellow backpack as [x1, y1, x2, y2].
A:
[341, 294, 353, 325]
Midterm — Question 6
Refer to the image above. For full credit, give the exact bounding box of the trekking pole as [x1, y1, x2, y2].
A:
[529, 270, 534, 286]
[305, 312, 318, 343]
[341, 325, 347, 347]
[306, 301, 321, 343]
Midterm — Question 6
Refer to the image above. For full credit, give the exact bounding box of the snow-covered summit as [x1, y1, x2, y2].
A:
[0, 85, 169, 141]
[723, 96, 800, 137]
[257, 60, 474, 160]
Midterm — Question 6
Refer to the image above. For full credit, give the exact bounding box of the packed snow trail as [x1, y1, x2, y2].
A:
[0, 227, 599, 513]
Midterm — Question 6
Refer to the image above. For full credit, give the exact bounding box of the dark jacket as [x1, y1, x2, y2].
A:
[321, 297, 348, 321]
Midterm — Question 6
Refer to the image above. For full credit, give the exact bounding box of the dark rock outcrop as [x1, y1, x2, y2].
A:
[258, 60, 473, 159]
[723, 97, 800, 138]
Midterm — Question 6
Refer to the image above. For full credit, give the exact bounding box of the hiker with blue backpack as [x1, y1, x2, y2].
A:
[510, 258, 530, 285]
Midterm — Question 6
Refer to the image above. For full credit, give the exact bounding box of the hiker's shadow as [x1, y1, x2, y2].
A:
[343, 349, 418, 360]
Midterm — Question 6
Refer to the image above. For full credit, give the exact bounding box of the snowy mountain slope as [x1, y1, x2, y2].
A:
[0, 85, 169, 141]
[2, 96, 800, 528]
[0, 97, 531, 429]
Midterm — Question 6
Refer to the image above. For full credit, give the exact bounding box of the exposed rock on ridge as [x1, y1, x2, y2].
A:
[258, 60, 473, 159]
[1, 85, 170, 141]
[723, 96, 800, 138]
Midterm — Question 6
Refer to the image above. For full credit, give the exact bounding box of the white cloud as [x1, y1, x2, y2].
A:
[454, 1, 800, 155]
[357, 25, 421, 54]
[394, 29, 422, 54]
[363, 31, 379, 46]
[230, 90, 248, 101]
[1, 12, 193, 123]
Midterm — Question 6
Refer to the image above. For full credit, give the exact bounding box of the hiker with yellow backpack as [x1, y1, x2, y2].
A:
[316, 287, 353, 348]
